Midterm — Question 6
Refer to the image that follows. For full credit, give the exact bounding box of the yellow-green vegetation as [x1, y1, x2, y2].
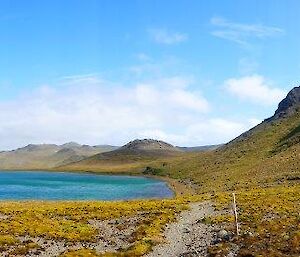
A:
[0, 197, 197, 256]
[208, 184, 300, 257]
[0, 234, 39, 256]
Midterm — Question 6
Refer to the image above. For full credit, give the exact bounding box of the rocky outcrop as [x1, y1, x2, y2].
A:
[273, 86, 300, 119]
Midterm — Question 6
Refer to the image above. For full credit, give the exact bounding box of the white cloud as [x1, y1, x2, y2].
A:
[138, 118, 259, 146]
[149, 28, 188, 44]
[211, 16, 284, 46]
[0, 73, 269, 150]
[138, 129, 187, 145]
[186, 118, 255, 144]
[170, 89, 209, 112]
[224, 74, 287, 105]
[0, 75, 212, 150]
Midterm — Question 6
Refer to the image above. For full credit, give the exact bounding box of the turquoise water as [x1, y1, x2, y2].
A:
[0, 171, 173, 200]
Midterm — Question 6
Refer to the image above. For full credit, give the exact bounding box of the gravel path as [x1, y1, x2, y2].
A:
[146, 201, 215, 257]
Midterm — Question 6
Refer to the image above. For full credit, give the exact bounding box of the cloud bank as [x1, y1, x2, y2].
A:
[0, 75, 258, 150]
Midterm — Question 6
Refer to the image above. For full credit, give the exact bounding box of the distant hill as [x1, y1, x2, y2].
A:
[118, 139, 182, 154]
[0, 137, 223, 171]
[0, 143, 118, 170]
[59, 139, 185, 172]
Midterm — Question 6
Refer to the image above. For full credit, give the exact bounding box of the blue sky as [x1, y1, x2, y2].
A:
[0, 0, 299, 149]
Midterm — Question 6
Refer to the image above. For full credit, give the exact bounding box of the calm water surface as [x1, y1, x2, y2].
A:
[0, 171, 173, 200]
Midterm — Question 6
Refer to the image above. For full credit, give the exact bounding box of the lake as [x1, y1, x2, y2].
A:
[0, 171, 173, 200]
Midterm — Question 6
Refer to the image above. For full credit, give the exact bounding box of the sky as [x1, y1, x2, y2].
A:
[0, 0, 300, 150]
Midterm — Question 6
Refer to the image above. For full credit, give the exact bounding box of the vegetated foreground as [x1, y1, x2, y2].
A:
[0, 197, 192, 256]
[0, 184, 299, 257]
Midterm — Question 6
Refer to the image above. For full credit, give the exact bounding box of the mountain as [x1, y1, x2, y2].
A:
[59, 139, 184, 172]
[0, 143, 118, 170]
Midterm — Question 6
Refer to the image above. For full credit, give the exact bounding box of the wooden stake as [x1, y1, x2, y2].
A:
[233, 192, 239, 236]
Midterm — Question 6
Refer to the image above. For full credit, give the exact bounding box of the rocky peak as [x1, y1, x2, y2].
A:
[273, 86, 300, 119]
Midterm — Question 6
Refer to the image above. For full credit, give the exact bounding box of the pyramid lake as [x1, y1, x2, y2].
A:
[0, 171, 173, 200]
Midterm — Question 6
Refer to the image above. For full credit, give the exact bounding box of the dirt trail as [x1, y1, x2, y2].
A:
[146, 201, 215, 257]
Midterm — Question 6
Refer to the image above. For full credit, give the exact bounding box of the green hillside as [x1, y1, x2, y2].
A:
[147, 110, 300, 193]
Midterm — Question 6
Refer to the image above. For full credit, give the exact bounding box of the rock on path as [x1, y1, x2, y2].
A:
[146, 201, 214, 257]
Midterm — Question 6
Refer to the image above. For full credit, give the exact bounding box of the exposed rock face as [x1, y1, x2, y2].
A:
[274, 86, 300, 119]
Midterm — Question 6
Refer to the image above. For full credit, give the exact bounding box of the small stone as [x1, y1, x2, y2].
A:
[212, 238, 222, 244]
[217, 229, 230, 241]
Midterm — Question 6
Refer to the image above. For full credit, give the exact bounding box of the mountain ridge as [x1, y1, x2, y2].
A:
[0, 143, 119, 170]
[0, 140, 218, 171]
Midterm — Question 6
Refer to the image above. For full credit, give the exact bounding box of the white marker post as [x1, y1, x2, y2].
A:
[232, 193, 239, 236]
